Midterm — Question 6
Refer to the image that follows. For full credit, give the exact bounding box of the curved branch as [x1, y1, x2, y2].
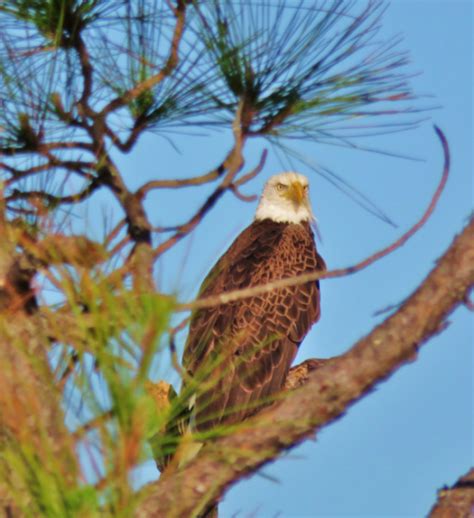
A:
[137, 165, 227, 198]
[76, 34, 94, 115]
[178, 125, 449, 312]
[152, 102, 250, 258]
[136, 215, 474, 518]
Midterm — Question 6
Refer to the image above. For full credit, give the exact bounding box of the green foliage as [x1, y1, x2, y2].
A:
[0, 0, 427, 223]
[0, 260, 177, 514]
[2, 0, 100, 45]
[0, 1, 423, 150]
[190, 0, 421, 139]
[2, 444, 99, 517]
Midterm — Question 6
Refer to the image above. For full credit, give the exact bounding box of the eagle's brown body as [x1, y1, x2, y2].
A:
[183, 218, 325, 431]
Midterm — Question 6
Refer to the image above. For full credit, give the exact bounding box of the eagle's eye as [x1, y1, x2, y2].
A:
[304, 185, 309, 192]
[276, 183, 287, 192]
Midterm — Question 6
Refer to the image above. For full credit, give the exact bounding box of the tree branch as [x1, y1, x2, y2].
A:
[6, 178, 102, 207]
[137, 166, 228, 197]
[99, 0, 187, 118]
[2, 160, 94, 185]
[178, 125, 449, 312]
[136, 215, 474, 518]
[75, 34, 94, 116]
[0, 227, 78, 511]
[428, 467, 474, 518]
[152, 101, 251, 258]
[0, 141, 93, 156]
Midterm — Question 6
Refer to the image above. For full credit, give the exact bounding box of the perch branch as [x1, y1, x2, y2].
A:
[136, 213, 474, 518]
[428, 467, 474, 518]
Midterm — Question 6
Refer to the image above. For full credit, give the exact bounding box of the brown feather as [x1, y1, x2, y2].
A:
[183, 219, 325, 431]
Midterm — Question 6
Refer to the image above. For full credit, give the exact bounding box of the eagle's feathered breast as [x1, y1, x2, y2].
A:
[183, 218, 325, 430]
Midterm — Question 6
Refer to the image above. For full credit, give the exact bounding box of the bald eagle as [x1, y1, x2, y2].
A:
[183, 172, 325, 431]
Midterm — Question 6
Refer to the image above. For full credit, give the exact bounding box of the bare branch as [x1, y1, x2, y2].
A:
[104, 116, 150, 154]
[228, 184, 258, 203]
[6, 177, 103, 207]
[136, 214, 474, 518]
[178, 126, 449, 312]
[3, 160, 94, 185]
[284, 358, 335, 390]
[0, 141, 93, 156]
[137, 167, 226, 198]
[152, 102, 249, 258]
[75, 35, 94, 116]
[428, 467, 474, 518]
[232, 150, 268, 187]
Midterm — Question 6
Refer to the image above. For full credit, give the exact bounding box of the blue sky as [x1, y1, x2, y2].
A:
[98, 1, 473, 516]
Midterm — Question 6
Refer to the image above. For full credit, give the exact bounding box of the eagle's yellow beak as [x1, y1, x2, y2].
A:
[287, 181, 305, 205]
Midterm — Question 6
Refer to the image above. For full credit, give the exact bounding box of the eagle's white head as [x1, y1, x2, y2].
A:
[255, 172, 314, 224]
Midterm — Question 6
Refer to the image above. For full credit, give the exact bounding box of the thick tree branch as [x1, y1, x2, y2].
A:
[0, 216, 78, 512]
[136, 216, 474, 518]
[428, 467, 474, 518]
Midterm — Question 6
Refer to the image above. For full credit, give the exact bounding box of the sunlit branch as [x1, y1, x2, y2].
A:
[152, 102, 261, 258]
[178, 125, 449, 312]
[137, 214, 474, 518]
[428, 467, 474, 518]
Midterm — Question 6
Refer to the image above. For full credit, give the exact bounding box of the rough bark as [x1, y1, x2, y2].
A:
[428, 468, 474, 518]
[135, 216, 474, 518]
